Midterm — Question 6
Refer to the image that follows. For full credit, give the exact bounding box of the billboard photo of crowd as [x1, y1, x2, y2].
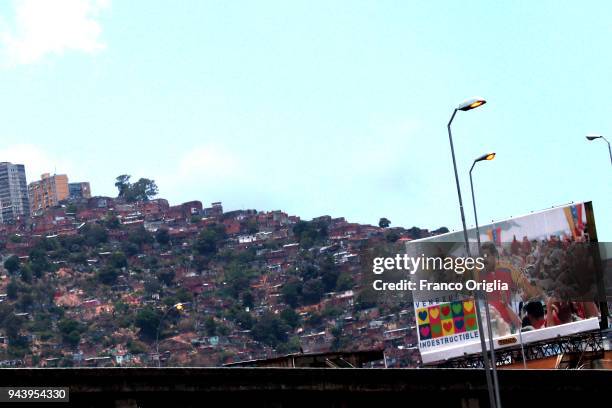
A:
[407, 202, 607, 363]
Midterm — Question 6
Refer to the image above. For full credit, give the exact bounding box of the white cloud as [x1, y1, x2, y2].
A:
[0, 144, 76, 183]
[0, 0, 109, 65]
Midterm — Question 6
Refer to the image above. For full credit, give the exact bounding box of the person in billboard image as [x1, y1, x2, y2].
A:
[521, 301, 546, 330]
[481, 236, 600, 335]
[532, 238, 600, 326]
[479, 242, 543, 333]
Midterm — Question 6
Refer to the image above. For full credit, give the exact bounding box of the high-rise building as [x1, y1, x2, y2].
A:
[68, 182, 92, 200]
[0, 162, 30, 224]
[28, 173, 69, 214]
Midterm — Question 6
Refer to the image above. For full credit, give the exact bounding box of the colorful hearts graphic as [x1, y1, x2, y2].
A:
[451, 302, 463, 316]
[419, 324, 431, 339]
[441, 305, 451, 316]
[431, 324, 442, 338]
[418, 310, 428, 322]
[465, 316, 477, 330]
[429, 308, 439, 319]
[453, 317, 465, 333]
[464, 300, 474, 313]
[442, 319, 454, 336]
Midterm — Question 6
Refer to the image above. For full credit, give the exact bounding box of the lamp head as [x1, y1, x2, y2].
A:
[475, 152, 496, 163]
[586, 135, 602, 141]
[458, 97, 487, 111]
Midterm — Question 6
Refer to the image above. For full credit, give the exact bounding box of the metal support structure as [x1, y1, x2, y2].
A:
[436, 330, 604, 368]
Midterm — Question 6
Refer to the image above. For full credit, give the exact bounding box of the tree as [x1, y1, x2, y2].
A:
[302, 279, 324, 304]
[156, 268, 175, 286]
[320, 255, 339, 292]
[20, 267, 32, 284]
[27, 249, 52, 278]
[280, 308, 300, 329]
[241, 291, 254, 309]
[129, 178, 158, 202]
[58, 319, 83, 348]
[3, 313, 24, 343]
[144, 278, 161, 295]
[234, 310, 254, 329]
[194, 224, 226, 256]
[336, 272, 354, 291]
[115, 175, 159, 202]
[281, 280, 302, 308]
[204, 316, 217, 336]
[127, 339, 147, 355]
[378, 217, 391, 228]
[385, 230, 400, 243]
[3, 255, 20, 274]
[115, 175, 131, 198]
[108, 252, 128, 269]
[252, 313, 289, 347]
[128, 226, 154, 249]
[66, 203, 78, 214]
[135, 307, 161, 338]
[97, 266, 119, 285]
[331, 326, 348, 351]
[81, 223, 108, 247]
[155, 228, 170, 245]
[6, 279, 19, 300]
[292, 220, 328, 248]
[223, 264, 252, 298]
[104, 215, 121, 229]
[122, 242, 140, 257]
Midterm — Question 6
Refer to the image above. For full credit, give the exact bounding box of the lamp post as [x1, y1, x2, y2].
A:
[469, 152, 496, 249]
[155, 302, 188, 367]
[469, 152, 503, 408]
[585, 135, 612, 165]
[585, 135, 611, 330]
[448, 97, 486, 255]
[447, 97, 497, 408]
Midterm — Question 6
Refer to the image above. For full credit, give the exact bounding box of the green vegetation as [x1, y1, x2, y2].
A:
[115, 175, 159, 202]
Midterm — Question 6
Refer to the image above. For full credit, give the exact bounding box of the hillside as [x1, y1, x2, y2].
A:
[0, 196, 446, 367]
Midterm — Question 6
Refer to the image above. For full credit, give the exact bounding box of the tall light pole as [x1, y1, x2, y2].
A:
[155, 302, 188, 367]
[469, 152, 496, 249]
[585, 135, 611, 331]
[469, 152, 503, 408]
[448, 97, 486, 255]
[447, 97, 497, 408]
[586, 135, 612, 165]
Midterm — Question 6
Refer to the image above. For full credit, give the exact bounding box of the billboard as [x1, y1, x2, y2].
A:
[407, 202, 605, 364]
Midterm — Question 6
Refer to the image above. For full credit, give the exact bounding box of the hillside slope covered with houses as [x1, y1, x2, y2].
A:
[0, 194, 447, 368]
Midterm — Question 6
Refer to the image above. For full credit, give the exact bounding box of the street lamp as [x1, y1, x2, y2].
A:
[585, 135, 612, 165]
[155, 302, 189, 367]
[469, 152, 502, 408]
[447, 97, 498, 408]
[458, 97, 487, 111]
[469, 152, 495, 248]
[448, 97, 487, 255]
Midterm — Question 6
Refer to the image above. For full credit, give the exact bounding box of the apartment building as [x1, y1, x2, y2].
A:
[0, 162, 30, 223]
[69, 182, 92, 200]
[28, 173, 69, 215]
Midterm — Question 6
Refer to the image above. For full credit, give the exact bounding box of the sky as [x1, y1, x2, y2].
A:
[0, 0, 610, 239]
